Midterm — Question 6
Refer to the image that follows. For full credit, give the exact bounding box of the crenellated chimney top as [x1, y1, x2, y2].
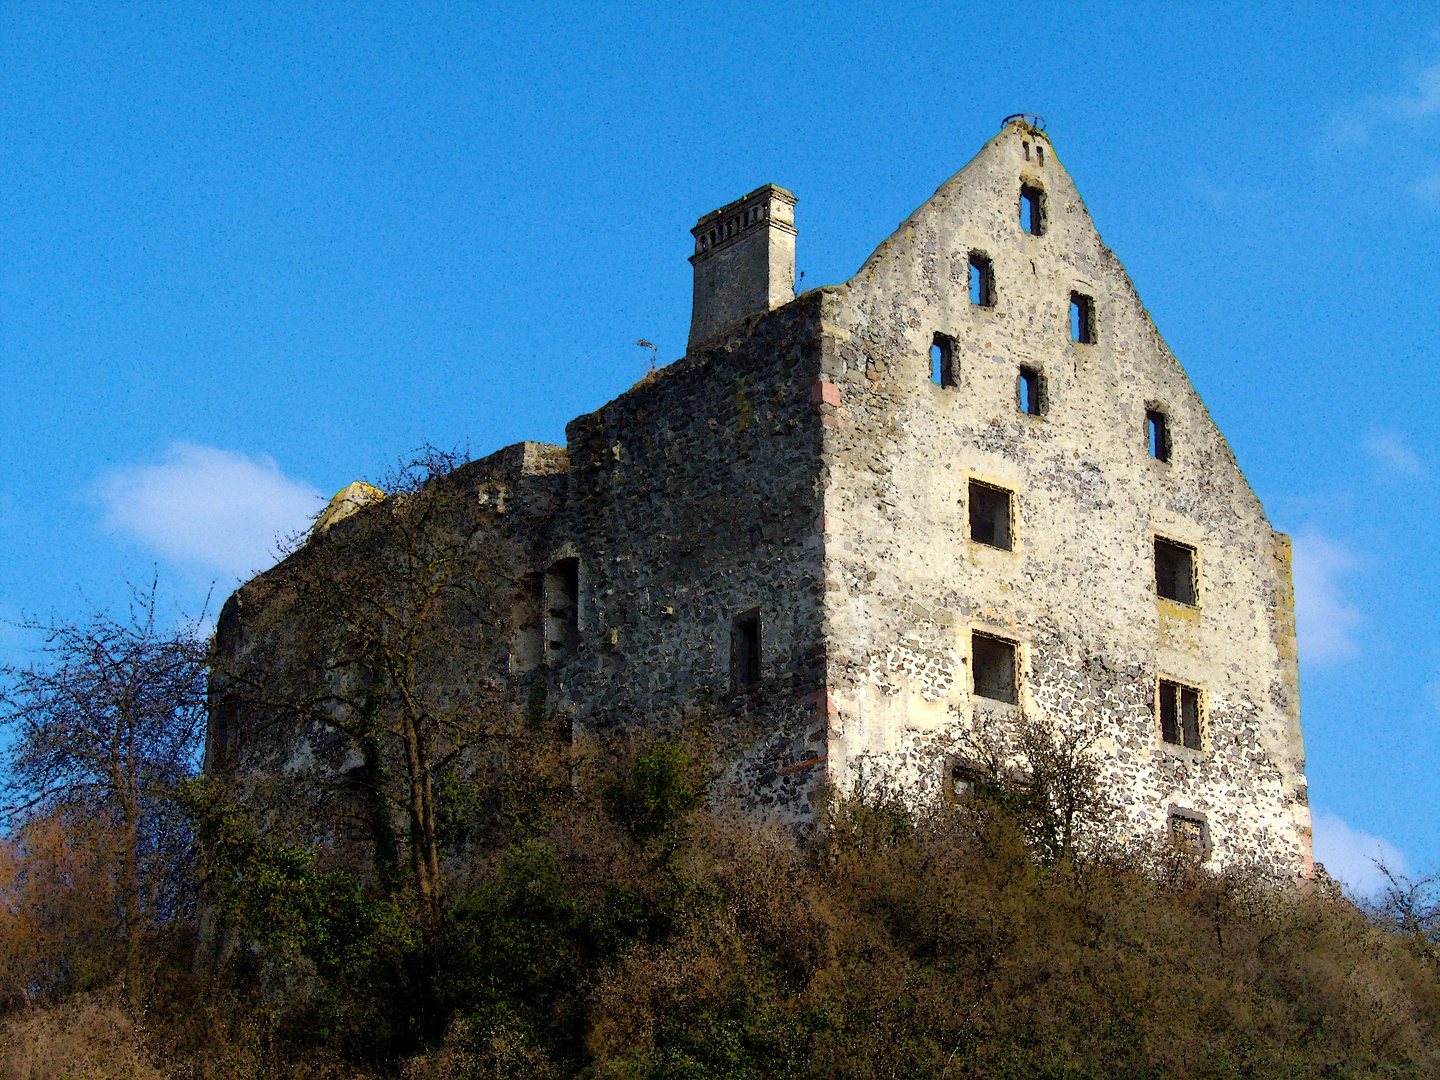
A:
[687, 184, 796, 350]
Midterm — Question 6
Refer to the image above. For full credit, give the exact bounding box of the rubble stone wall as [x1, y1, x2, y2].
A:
[811, 121, 1309, 874]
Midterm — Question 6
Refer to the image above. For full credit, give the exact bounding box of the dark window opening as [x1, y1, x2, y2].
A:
[968, 480, 1012, 551]
[731, 608, 761, 689]
[969, 252, 994, 307]
[1018, 366, 1045, 416]
[545, 558, 579, 664]
[1023, 141, 1031, 161]
[972, 633, 1018, 704]
[1154, 538, 1196, 605]
[1146, 409, 1170, 462]
[1020, 184, 1045, 236]
[946, 756, 986, 803]
[930, 333, 955, 387]
[1158, 679, 1202, 750]
[1070, 291, 1095, 344]
[1036, 144, 1045, 166]
[1168, 807, 1210, 858]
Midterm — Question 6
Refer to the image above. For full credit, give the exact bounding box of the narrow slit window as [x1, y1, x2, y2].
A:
[968, 480, 1012, 551]
[1158, 680, 1203, 750]
[545, 558, 579, 664]
[969, 252, 993, 307]
[1070, 291, 1095, 344]
[1154, 538, 1196, 605]
[1020, 184, 1044, 236]
[731, 608, 761, 689]
[971, 633, 1018, 704]
[1018, 366, 1044, 416]
[1146, 409, 1170, 462]
[930, 333, 955, 387]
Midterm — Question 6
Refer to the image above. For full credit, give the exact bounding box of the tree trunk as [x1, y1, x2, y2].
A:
[120, 800, 141, 998]
[401, 712, 433, 916]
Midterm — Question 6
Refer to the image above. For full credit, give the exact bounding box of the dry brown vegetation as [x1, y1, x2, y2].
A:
[2, 725, 1438, 1080]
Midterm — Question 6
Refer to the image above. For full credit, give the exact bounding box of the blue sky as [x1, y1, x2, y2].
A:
[0, 2, 1435, 894]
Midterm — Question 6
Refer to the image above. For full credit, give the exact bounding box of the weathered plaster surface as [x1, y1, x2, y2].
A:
[811, 121, 1308, 874]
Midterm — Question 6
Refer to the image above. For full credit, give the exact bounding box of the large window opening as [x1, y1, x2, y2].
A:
[1020, 183, 1045, 236]
[1070, 291, 1095, 344]
[1158, 679, 1203, 750]
[545, 558, 579, 664]
[972, 633, 1018, 704]
[1146, 409, 1170, 462]
[969, 252, 994, 307]
[1018, 366, 1045, 416]
[731, 608, 761, 689]
[930, 333, 955, 388]
[1154, 537, 1196, 605]
[968, 480, 1012, 551]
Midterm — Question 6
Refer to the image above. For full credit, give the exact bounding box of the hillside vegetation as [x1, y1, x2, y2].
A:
[0, 711, 1436, 1079]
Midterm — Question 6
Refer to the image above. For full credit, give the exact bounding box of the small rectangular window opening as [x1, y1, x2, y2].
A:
[1018, 366, 1044, 416]
[545, 558, 579, 664]
[930, 333, 955, 388]
[1020, 184, 1044, 236]
[1036, 144, 1044, 166]
[968, 252, 993, 307]
[972, 633, 1018, 704]
[1146, 409, 1170, 462]
[968, 480, 1012, 551]
[1168, 807, 1210, 857]
[731, 608, 761, 689]
[1154, 538, 1196, 605]
[1158, 680, 1202, 750]
[1070, 291, 1095, 344]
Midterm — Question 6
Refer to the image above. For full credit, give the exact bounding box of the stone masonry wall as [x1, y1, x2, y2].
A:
[545, 293, 830, 824]
[810, 120, 1309, 875]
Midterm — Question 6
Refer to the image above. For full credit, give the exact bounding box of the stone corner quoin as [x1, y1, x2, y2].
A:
[209, 117, 1310, 879]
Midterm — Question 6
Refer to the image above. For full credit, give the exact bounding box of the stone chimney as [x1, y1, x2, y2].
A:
[688, 184, 797, 349]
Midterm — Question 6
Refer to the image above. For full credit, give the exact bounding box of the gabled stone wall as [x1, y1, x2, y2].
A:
[810, 120, 1309, 874]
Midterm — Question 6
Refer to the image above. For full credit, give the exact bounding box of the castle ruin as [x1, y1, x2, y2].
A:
[210, 117, 1311, 877]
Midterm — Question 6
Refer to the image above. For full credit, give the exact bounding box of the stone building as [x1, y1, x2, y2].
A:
[211, 117, 1310, 876]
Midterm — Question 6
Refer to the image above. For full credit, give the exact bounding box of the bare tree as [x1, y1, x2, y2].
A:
[0, 583, 208, 992]
[953, 713, 1112, 865]
[216, 448, 519, 923]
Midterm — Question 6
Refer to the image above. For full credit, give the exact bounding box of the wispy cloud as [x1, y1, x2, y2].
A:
[1366, 431, 1427, 478]
[1322, 59, 1440, 204]
[100, 443, 323, 583]
[1290, 533, 1363, 665]
[1312, 809, 1410, 900]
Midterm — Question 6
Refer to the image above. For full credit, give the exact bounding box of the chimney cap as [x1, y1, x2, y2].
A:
[690, 185, 796, 261]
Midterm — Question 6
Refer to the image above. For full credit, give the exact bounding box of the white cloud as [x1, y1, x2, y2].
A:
[1365, 432, 1427, 478]
[1393, 62, 1440, 119]
[1290, 534, 1364, 665]
[100, 443, 324, 582]
[1311, 809, 1410, 900]
[1321, 60, 1440, 204]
